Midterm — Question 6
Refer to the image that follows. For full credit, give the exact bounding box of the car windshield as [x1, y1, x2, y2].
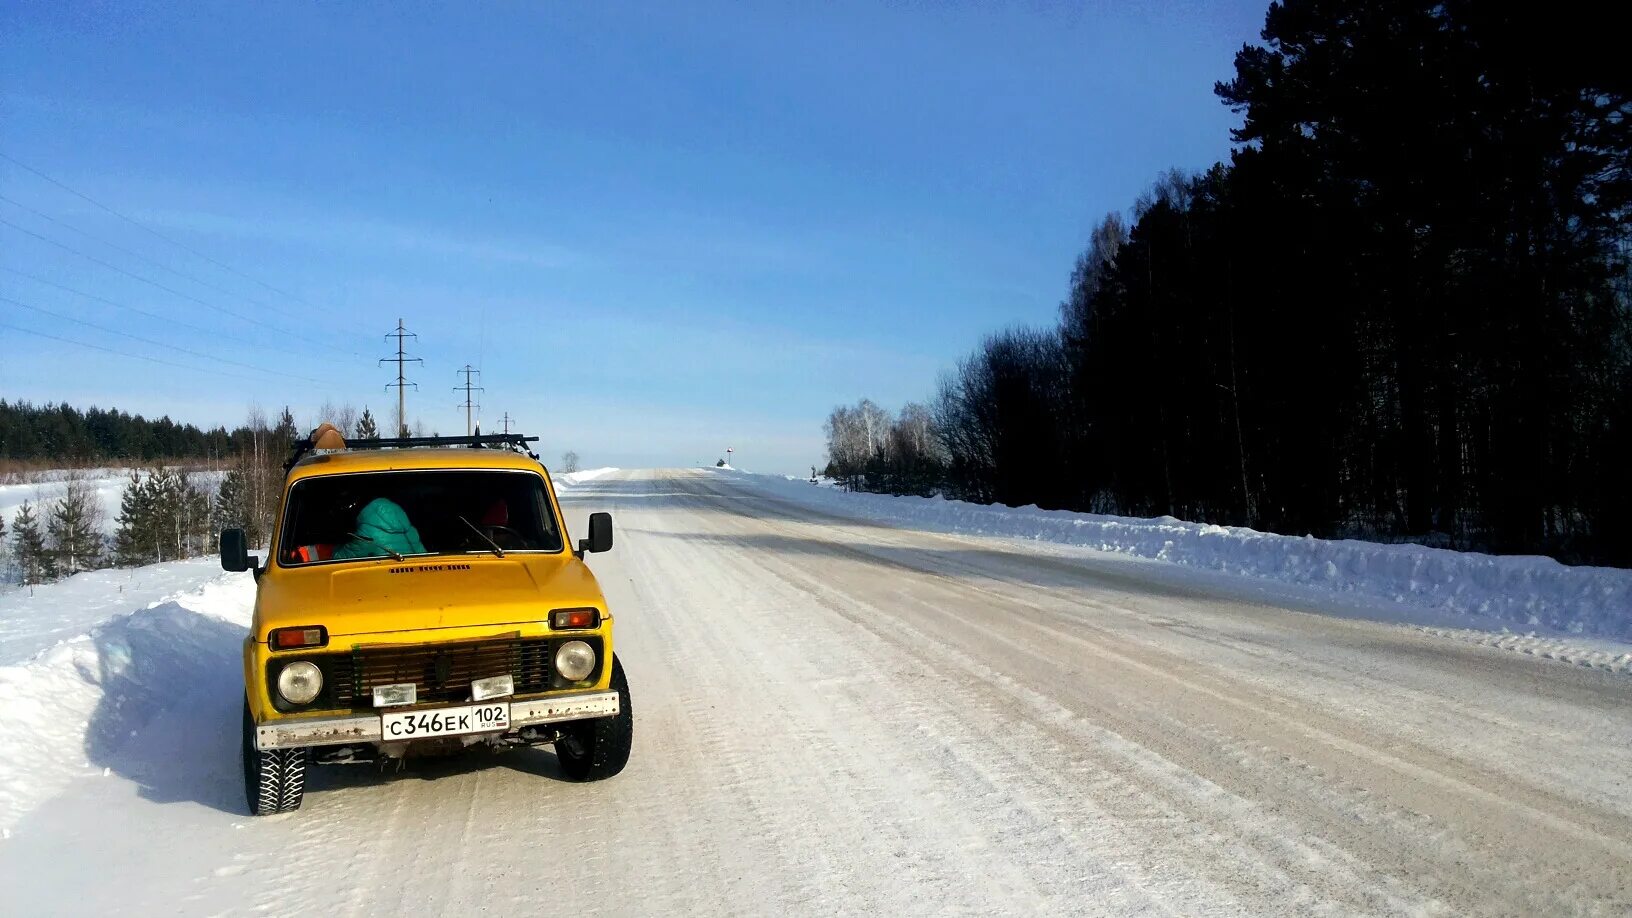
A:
[278, 469, 563, 565]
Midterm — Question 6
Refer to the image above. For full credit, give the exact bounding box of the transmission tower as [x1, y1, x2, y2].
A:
[499, 412, 514, 434]
[455, 365, 484, 436]
[379, 319, 422, 437]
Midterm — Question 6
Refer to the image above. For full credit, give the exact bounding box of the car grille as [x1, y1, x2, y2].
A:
[328, 636, 557, 708]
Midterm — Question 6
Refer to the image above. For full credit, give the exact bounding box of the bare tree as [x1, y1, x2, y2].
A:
[333, 403, 359, 439]
[823, 404, 863, 487]
[857, 399, 891, 460]
[316, 399, 338, 435]
[1059, 212, 1128, 345]
[215, 405, 283, 548]
[561, 451, 580, 474]
[824, 400, 901, 490]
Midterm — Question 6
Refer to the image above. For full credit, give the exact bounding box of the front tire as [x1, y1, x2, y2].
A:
[242, 701, 307, 815]
[555, 656, 633, 781]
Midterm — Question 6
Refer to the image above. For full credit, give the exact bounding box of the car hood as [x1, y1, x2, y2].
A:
[253, 554, 606, 641]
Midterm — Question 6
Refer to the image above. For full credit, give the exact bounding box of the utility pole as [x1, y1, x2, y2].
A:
[455, 365, 484, 436]
[499, 412, 514, 434]
[380, 319, 422, 437]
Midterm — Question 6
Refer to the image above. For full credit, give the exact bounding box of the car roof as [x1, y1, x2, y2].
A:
[287, 447, 547, 483]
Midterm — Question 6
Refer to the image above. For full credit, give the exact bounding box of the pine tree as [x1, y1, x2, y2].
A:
[46, 475, 105, 576]
[154, 468, 183, 561]
[12, 501, 50, 586]
[274, 407, 298, 450]
[215, 466, 255, 544]
[113, 469, 159, 566]
[154, 467, 184, 560]
[355, 407, 380, 440]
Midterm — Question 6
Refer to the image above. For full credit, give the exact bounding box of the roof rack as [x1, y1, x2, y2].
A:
[284, 433, 540, 471]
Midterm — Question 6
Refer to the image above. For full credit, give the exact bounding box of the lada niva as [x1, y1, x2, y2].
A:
[222, 429, 631, 815]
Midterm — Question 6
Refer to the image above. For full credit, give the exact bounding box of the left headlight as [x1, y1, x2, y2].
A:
[277, 661, 324, 705]
[554, 640, 596, 682]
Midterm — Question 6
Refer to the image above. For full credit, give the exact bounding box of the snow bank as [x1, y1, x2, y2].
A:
[717, 470, 1632, 643]
[0, 572, 252, 831]
[554, 467, 619, 487]
[0, 558, 222, 666]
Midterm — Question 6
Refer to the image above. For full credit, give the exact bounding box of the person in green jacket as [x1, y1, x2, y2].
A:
[333, 498, 427, 560]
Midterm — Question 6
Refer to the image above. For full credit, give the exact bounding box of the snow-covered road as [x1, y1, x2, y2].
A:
[3, 469, 1629, 916]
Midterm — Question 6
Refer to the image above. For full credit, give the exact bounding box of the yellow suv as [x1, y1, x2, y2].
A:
[220, 430, 631, 815]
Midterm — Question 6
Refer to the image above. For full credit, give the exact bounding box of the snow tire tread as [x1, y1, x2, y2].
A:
[276, 748, 308, 812]
[243, 701, 308, 815]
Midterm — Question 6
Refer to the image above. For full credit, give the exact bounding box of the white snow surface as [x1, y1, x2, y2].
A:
[552, 466, 620, 487]
[0, 469, 1627, 915]
[0, 565, 250, 830]
[0, 559, 223, 665]
[712, 468, 1632, 646]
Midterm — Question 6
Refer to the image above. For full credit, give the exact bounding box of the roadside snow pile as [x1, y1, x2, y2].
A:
[0, 559, 221, 666]
[0, 571, 252, 832]
[717, 470, 1632, 643]
[554, 467, 619, 487]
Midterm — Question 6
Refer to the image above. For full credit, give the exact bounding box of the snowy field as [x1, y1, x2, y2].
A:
[0, 469, 1628, 915]
[0, 472, 132, 542]
[0, 468, 227, 545]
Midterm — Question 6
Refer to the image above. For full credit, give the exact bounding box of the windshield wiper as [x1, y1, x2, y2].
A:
[346, 533, 405, 562]
[458, 515, 506, 558]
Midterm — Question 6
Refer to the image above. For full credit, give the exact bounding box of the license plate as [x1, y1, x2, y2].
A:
[381, 703, 510, 740]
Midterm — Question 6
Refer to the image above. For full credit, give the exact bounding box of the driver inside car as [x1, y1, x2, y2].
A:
[473, 498, 530, 550]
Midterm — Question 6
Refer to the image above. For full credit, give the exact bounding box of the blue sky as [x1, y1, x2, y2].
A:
[1, 1, 1266, 473]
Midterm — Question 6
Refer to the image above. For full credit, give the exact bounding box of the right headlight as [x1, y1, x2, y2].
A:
[277, 661, 324, 705]
[554, 640, 596, 682]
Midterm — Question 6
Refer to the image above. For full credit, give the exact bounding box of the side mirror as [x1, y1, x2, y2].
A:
[220, 528, 258, 573]
[577, 512, 613, 556]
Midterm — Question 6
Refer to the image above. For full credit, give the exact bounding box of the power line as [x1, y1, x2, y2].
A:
[0, 319, 277, 384]
[0, 293, 327, 384]
[0, 265, 288, 352]
[380, 319, 422, 437]
[499, 412, 514, 434]
[455, 365, 484, 436]
[0, 149, 328, 313]
[0, 192, 292, 318]
[0, 214, 352, 354]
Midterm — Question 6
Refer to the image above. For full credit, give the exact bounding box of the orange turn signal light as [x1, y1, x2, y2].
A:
[549, 608, 599, 630]
[271, 626, 328, 650]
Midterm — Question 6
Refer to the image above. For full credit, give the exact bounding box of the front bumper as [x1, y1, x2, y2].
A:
[254, 690, 621, 751]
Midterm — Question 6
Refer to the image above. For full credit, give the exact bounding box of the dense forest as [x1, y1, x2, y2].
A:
[0, 400, 386, 466]
[0, 400, 239, 463]
[827, 0, 1632, 566]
